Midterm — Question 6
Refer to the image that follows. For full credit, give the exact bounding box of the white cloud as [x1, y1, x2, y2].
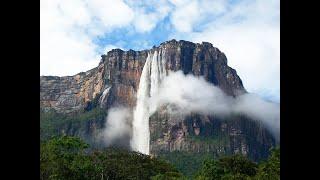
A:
[87, 0, 134, 32]
[129, 0, 172, 33]
[188, 23, 280, 97]
[40, 0, 99, 76]
[170, 1, 199, 32]
[102, 107, 132, 146]
[40, 0, 174, 76]
[40, 29, 99, 75]
[133, 11, 159, 33]
[169, 0, 280, 99]
[150, 71, 280, 139]
[40, 0, 147, 76]
[234, 93, 280, 138]
[170, 0, 228, 32]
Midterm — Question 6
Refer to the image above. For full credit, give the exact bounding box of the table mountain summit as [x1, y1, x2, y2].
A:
[40, 39, 275, 161]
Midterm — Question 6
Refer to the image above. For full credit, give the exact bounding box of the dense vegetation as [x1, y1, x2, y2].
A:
[40, 136, 279, 180]
[40, 107, 107, 144]
[159, 151, 214, 177]
[194, 147, 280, 180]
[40, 136, 183, 180]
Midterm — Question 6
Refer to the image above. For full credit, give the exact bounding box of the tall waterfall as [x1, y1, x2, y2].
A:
[131, 49, 167, 154]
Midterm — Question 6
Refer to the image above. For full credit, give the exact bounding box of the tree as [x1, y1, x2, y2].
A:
[40, 136, 181, 180]
[40, 136, 90, 180]
[254, 147, 280, 180]
[195, 154, 258, 180]
[151, 172, 187, 180]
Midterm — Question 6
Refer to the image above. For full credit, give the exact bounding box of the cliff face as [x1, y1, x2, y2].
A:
[40, 63, 105, 113]
[40, 39, 274, 161]
[149, 109, 274, 161]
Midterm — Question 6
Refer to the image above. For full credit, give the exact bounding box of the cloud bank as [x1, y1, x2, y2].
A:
[150, 71, 280, 139]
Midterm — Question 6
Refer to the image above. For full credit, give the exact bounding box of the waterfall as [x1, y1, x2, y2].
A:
[99, 87, 111, 105]
[131, 49, 167, 154]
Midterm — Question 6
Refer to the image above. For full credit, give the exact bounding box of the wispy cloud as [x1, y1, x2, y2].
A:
[102, 107, 132, 148]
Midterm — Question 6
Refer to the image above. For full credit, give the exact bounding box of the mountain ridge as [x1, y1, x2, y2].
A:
[41, 39, 230, 78]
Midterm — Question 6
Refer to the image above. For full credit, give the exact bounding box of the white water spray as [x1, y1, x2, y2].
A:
[131, 50, 167, 154]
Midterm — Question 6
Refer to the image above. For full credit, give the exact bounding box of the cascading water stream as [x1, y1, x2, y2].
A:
[131, 49, 166, 154]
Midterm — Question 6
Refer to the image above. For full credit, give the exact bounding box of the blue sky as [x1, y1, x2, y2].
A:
[94, 16, 173, 52]
[40, 0, 279, 103]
